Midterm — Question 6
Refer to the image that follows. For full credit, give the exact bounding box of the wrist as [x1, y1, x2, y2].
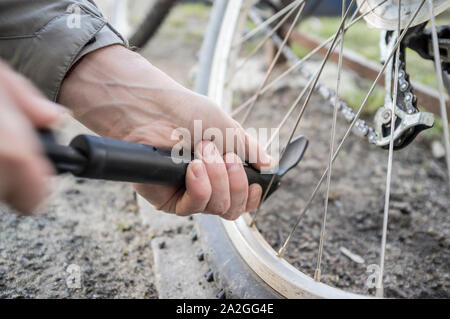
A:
[58, 45, 187, 140]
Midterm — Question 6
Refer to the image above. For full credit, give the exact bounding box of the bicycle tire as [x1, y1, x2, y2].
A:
[194, 0, 371, 299]
[194, 0, 282, 299]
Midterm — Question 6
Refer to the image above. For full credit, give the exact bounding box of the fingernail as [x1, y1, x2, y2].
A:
[191, 160, 205, 178]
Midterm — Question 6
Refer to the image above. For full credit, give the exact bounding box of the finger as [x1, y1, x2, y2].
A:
[1, 155, 53, 214]
[194, 101, 274, 171]
[175, 160, 211, 216]
[245, 184, 262, 213]
[196, 141, 230, 215]
[244, 131, 276, 173]
[0, 91, 46, 155]
[0, 62, 68, 128]
[221, 153, 248, 221]
[210, 117, 275, 173]
[17, 94, 69, 128]
[0, 97, 54, 214]
[134, 183, 182, 214]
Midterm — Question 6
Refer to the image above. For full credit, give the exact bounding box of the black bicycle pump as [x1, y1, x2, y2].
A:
[39, 130, 308, 200]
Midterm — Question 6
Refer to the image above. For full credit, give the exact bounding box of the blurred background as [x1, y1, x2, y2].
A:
[0, 0, 448, 299]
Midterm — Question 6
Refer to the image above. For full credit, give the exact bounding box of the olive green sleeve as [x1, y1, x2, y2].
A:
[0, 0, 128, 101]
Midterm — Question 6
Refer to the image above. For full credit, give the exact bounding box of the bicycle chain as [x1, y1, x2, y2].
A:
[396, 44, 418, 115]
[293, 61, 380, 143]
[251, 9, 426, 148]
[249, 9, 379, 143]
[290, 40, 419, 147]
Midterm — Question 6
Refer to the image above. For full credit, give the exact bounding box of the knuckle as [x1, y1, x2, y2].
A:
[189, 184, 211, 202]
[208, 198, 230, 215]
[223, 152, 239, 164]
[230, 177, 247, 193]
[224, 210, 239, 221]
[226, 202, 246, 219]
[222, 212, 241, 221]
[221, 215, 234, 221]
[175, 210, 190, 217]
[220, 199, 231, 214]
[192, 188, 211, 203]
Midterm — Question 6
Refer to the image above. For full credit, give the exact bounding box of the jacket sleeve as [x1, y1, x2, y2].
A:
[0, 0, 127, 101]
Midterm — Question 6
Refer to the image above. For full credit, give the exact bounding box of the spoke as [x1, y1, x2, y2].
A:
[234, 0, 304, 47]
[263, 0, 370, 150]
[428, 0, 450, 188]
[241, 1, 307, 125]
[278, 0, 427, 258]
[376, 0, 402, 299]
[250, 0, 358, 227]
[232, 0, 384, 118]
[264, 76, 314, 151]
[229, 0, 305, 83]
[314, 0, 347, 283]
[256, 1, 376, 150]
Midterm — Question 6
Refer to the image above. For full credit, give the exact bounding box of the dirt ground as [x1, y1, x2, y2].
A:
[0, 3, 206, 299]
[0, 2, 448, 299]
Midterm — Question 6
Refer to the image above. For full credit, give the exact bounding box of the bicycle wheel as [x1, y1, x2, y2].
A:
[195, 0, 450, 298]
[106, 0, 177, 49]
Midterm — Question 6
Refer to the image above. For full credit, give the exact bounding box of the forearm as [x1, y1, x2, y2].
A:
[58, 45, 216, 147]
[0, 4, 268, 219]
[57, 44, 268, 218]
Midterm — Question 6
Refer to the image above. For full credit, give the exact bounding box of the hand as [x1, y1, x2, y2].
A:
[0, 61, 65, 214]
[59, 45, 274, 220]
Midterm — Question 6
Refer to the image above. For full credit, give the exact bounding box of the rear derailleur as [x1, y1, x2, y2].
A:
[372, 27, 436, 150]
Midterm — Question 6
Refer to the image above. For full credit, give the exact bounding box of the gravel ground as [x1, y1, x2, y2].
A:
[0, 2, 206, 299]
[0, 177, 156, 298]
[0, 1, 448, 299]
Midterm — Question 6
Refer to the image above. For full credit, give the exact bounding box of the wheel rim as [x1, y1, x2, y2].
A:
[207, 0, 364, 298]
[206, 0, 449, 298]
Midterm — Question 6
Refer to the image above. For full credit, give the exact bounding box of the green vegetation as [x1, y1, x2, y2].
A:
[297, 12, 450, 140]
[290, 41, 311, 58]
[342, 85, 385, 116]
[176, 2, 210, 18]
[163, 3, 210, 44]
[299, 12, 450, 90]
[299, 17, 381, 61]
